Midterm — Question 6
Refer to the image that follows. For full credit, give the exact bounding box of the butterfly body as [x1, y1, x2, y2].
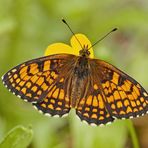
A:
[2, 34, 148, 126]
[58, 53, 90, 107]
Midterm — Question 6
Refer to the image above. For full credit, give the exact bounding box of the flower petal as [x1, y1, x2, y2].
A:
[44, 34, 94, 58]
[45, 43, 73, 56]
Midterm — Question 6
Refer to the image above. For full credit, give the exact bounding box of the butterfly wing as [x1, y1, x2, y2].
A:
[92, 59, 148, 119]
[2, 54, 76, 104]
[75, 58, 148, 126]
[76, 91, 114, 126]
[33, 76, 71, 117]
[2, 54, 78, 117]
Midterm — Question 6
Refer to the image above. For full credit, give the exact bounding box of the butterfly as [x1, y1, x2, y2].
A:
[2, 31, 148, 126]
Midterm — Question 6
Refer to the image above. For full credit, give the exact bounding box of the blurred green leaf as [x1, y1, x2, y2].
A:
[0, 125, 33, 148]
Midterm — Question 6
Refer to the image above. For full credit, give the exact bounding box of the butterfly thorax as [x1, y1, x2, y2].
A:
[74, 56, 89, 78]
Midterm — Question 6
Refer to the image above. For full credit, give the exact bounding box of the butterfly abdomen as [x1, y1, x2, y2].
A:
[70, 76, 89, 108]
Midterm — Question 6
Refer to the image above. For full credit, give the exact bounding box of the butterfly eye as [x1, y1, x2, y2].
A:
[86, 50, 90, 56]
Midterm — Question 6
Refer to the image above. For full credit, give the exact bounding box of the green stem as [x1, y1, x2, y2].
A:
[126, 120, 139, 148]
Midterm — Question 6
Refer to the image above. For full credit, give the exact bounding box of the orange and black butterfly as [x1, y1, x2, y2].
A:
[2, 22, 148, 126]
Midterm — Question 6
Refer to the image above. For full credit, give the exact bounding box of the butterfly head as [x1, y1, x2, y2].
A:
[79, 44, 90, 57]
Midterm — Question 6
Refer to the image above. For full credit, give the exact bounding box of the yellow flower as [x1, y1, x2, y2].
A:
[44, 34, 94, 58]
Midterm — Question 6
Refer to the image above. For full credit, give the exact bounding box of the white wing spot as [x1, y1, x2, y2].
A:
[53, 115, 60, 118]
[90, 123, 97, 127]
[76, 115, 81, 121]
[82, 120, 89, 125]
[17, 95, 21, 98]
[44, 113, 51, 117]
[62, 113, 68, 118]
[38, 110, 43, 114]
[33, 105, 38, 110]
[99, 124, 105, 127]
[24, 99, 28, 102]
[143, 92, 148, 97]
[12, 69, 17, 73]
[1, 75, 4, 80]
[129, 116, 134, 119]
[112, 116, 117, 119]
[31, 100, 37, 103]
[106, 121, 112, 125]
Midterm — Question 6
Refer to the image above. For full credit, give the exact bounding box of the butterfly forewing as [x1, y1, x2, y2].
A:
[92, 59, 148, 119]
[2, 54, 76, 103]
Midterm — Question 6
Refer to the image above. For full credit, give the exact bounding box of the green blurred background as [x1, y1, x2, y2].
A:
[0, 0, 148, 148]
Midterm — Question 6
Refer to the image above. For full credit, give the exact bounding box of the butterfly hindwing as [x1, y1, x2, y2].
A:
[76, 91, 114, 126]
[33, 77, 71, 117]
[93, 59, 148, 119]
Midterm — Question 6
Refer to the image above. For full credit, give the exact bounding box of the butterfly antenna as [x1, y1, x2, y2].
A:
[88, 28, 118, 50]
[62, 18, 83, 49]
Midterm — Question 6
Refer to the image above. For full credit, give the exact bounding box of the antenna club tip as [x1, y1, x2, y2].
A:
[62, 18, 66, 24]
[112, 28, 118, 32]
